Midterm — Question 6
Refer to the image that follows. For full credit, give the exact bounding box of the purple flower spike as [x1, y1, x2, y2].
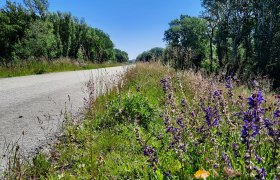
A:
[256, 154, 262, 164]
[274, 110, 280, 118]
[261, 168, 266, 178]
[225, 77, 233, 89]
[204, 107, 221, 127]
[177, 118, 184, 129]
[247, 91, 265, 109]
[181, 99, 186, 107]
[191, 111, 195, 117]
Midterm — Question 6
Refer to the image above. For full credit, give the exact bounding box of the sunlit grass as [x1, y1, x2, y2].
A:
[0, 59, 124, 78]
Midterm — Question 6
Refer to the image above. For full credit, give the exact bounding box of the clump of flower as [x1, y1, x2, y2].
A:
[240, 90, 266, 176]
[225, 77, 233, 100]
[143, 145, 158, 171]
[241, 91, 265, 144]
[135, 71, 280, 178]
[203, 107, 221, 127]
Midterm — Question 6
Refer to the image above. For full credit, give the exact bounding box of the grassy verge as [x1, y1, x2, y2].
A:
[3, 62, 280, 179]
[0, 59, 124, 78]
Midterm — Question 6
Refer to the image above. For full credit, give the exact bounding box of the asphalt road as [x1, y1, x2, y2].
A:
[0, 65, 131, 171]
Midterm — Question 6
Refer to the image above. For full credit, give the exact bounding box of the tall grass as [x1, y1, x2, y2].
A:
[0, 59, 123, 78]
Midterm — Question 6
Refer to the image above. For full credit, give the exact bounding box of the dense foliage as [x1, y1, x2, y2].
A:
[200, 0, 280, 89]
[163, 15, 208, 69]
[113, 48, 129, 63]
[0, 0, 128, 66]
[136, 47, 164, 62]
[137, 1, 280, 89]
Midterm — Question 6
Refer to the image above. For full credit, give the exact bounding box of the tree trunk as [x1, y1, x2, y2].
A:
[210, 28, 214, 72]
[232, 37, 237, 63]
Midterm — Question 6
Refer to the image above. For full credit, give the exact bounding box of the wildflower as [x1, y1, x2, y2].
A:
[177, 118, 184, 128]
[213, 90, 222, 98]
[143, 146, 155, 157]
[241, 115, 250, 145]
[254, 166, 266, 179]
[163, 171, 171, 177]
[143, 145, 158, 171]
[191, 111, 195, 117]
[166, 126, 178, 134]
[178, 143, 186, 152]
[164, 116, 169, 125]
[225, 77, 233, 89]
[247, 91, 265, 109]
[232, 143, 240, 158]
[194, 169, 210, 179]
[261, 168, 266, 178]
[264, 119, 276, 137]
[255, 154, 262, 164]
[181, 99, 186, 107]
[222, 153, 228, 162]
[160, 76, 170, 93]
[276, 94, 280, 103]
[274, 110, 280, 118]
[241, 91, 266, 145]
[225, 77, 233, 99]
[204, 107, 221, 127]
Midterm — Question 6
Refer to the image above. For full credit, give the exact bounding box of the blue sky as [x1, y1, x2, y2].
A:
[6, 0, 203, 59]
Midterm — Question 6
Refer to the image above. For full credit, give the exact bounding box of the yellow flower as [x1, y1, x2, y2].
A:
[194, 169, 210, 179]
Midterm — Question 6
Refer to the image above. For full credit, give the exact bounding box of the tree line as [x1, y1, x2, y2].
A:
[0, 0, 129, 66]
[137, 0, 280, 89]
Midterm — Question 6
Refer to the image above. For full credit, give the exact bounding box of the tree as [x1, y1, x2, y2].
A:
[14, 20, 57, 59]
[0, 0, 129, 66]
[164, 15, 208, 69]
[136, 47, 164, 62]
[201, 0, 220, 71]
[0, 1, 31, 65]
[23, 0, 49, 18]
[114, 49, 129, 63]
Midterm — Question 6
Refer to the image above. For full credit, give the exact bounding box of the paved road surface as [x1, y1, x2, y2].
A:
[0, 65, 131, 171]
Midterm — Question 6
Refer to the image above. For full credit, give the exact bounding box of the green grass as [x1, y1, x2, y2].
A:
[0, 59, 124, 78]
[3, 62, 279, 179]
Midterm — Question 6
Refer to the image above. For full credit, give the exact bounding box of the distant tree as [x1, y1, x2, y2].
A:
[0, 0, 134, 67]
[136, 47, 164, 62]
[114, 49, 129, 63]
